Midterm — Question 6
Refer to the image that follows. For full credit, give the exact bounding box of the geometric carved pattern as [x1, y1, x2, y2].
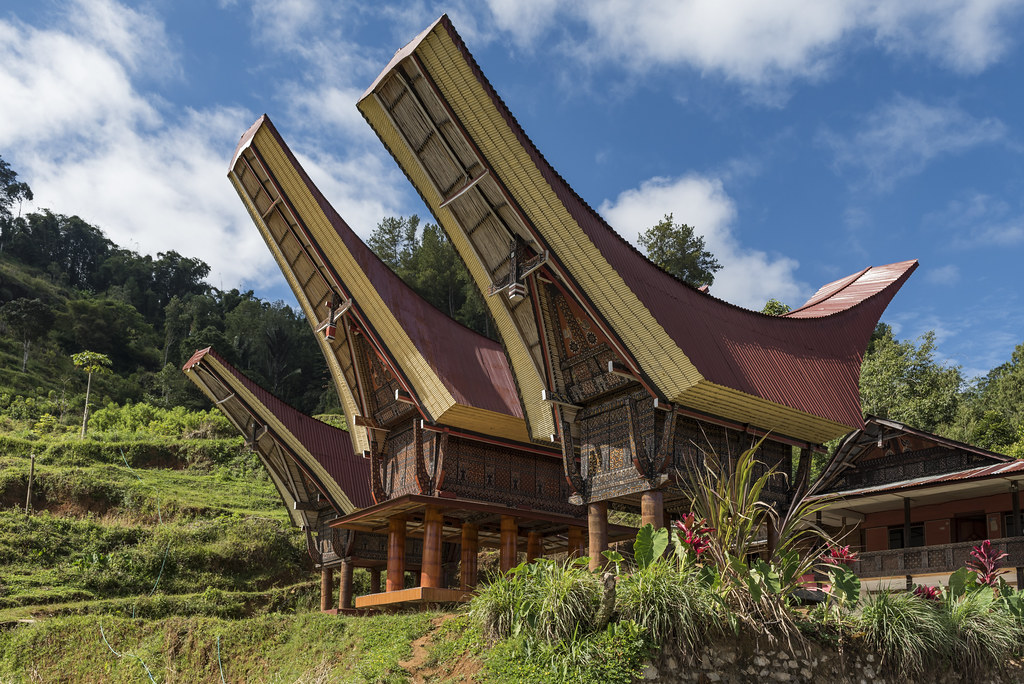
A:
[826, 446, 997, 493]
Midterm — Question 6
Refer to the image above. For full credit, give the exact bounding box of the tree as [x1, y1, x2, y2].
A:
[638, 213, 721, 287]
[859, 329, 962, 432]
[0, 298, 55, 371]
[762, 299, 791, 316]
[0, 154, 32, 228]
[72, 351, 112, 438]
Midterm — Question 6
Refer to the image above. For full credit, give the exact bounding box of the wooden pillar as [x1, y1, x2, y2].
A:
[526, 531, 543, 562]
[766, 517, 779, 559]
[588, 502, 608, 572]
[641, 490, 664, 529]
[421, 506, 444, 589]
[369, 567, 381, 594]
[567, 526, 584, 559]
[387, 516, 406, 592]
[500, 516, 518, 573]
[320, 567, 333, 612]
[1012, 482, 1022, 588]
[904, 497, 913, 589]
[461, 523, 479, 590]
[339, 558, 354, 610]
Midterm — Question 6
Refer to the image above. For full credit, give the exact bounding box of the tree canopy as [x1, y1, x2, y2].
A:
[638, 213, 721, 287]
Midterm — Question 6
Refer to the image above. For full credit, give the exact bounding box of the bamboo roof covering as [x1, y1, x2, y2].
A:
[227, 116, 530, 448]
[358, 15, 917, 445]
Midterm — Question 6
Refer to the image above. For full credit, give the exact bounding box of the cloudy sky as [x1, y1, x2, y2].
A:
[1, 0, 1022, 379]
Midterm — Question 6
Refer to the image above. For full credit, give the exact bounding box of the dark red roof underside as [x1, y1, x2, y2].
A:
[185, 347, 373, 509]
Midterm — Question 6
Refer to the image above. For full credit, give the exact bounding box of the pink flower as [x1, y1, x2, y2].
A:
[913, 585, 941, 601]
[823, 544, 859, 566]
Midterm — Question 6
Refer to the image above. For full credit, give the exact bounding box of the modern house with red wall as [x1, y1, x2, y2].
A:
[815, 416, 1023, 590]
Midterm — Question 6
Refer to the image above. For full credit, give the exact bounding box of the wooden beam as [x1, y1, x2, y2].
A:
[588, 502, 608, 572]
[420, 506, 444, 589]
[500, 516, 518, 573]
[387, 516, 406, 592]
[461, 523, 479, 591]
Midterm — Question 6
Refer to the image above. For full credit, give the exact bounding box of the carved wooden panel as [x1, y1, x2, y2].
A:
[354, 335, 414, 427]
[825, 446, 996, 494]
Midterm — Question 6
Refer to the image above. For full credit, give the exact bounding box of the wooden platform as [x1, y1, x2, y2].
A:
[354, 587, 473, 609]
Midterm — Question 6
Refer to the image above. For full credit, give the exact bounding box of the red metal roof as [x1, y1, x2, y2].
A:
[821, 459, 1024, 500]
[184, 347, 373, 510]
[254, 117, 523, 420]
[416, 17, 917, 429]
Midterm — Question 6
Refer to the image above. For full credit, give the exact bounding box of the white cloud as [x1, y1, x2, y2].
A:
[455, 0, 1024, 92]
[598, 175, 807, 310]
[818, 95, 1006, 191]
[0, 0, 406, 292]
[925, 192, 1024, 248]
[923, 264, 961, 286]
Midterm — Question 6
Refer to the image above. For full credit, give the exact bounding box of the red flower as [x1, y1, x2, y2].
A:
[968, 540, 1008, 587]
[823, 544, 859, 566]
[913, 585, 941, 601]
[675, 514, 715, 556]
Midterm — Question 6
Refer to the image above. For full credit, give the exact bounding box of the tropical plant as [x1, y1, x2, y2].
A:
[942, 587, 1020, 676]
[967, 540, 1007, 586]
[71, 350, 112, 439]
[858, 591, 945, 676]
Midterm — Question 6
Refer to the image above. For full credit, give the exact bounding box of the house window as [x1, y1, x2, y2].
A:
[888, 524, 924, 549]
[1004, 512, 1024, 536]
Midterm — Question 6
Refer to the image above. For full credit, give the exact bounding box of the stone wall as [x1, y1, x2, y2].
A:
[643, 639, 1023, 683]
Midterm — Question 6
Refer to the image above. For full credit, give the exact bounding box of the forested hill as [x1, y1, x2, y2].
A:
[0, 157, 331, 416]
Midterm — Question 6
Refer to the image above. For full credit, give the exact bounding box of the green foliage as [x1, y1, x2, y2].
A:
[483, 621, 652, 684]
[614, 558, 720, 648]
[470, 558, 600, 642]
[857, 591, 946, 676]
[638, 213, 721, 287]
[825, 563, 861, 612]
[860, 328, 962, 432]
[71, 350, 113, 375]
[761, 298, 792, 315]
[632, 523, 668, 569]
[368, 215, 495, 338]
[353, 612, 433, 682]
[943, 588, 1021, 676]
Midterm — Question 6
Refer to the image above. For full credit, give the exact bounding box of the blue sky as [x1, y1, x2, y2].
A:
[1, 1, 1022, 381]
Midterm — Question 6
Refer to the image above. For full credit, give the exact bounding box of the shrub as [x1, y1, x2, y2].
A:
[942, 587, 1021, 675]
[858, 591, 945, 675]
[615, 558, 720, 650]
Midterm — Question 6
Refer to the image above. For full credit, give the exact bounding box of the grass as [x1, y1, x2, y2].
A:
[857, 591, 946, 675]
[615, 558, 720, 650]
[0, 612, 435, 683]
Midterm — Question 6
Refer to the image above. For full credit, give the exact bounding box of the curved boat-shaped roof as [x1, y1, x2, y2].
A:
[183, 347, 372, 520]
[228, 115, 527, 445]
[357, 15, 917, 444]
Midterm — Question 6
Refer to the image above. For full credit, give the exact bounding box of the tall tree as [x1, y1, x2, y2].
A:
[638, 213, 721, 287]
[0, 298, 55, 371]
[0, 154, 32, 229]
[860, 329, 962, 432]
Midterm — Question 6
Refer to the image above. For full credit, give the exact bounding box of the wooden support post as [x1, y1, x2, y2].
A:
[641, 490, 664, 529]
[1012, 482, 1022, 588]
[461, 523, 479, 590]
[339, 558, 354, 610]
[526, 531, 542, 562]
[369, 567, 381, 594]
[766, 517, 779, 559]
[387, 516, 406, 592]
[320, 567, 333, 612]
[500, 516, 518, 573]
[588, 502, 608, 572]
[903, 498, 912, 548]
[421, 506, 444, 589]
[567, 526, 584, 559]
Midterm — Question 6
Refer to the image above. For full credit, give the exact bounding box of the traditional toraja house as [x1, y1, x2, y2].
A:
[189, 15, 919, 611]
[216, 114, 642, 610]
[355, 15, 917, 550]
[814, 416, 1024, 591]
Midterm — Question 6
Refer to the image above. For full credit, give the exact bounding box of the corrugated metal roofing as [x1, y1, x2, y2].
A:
[361, 16, 917, 433]
[184, 347, 373, 510]
[254, 118, 523, 421]
[822, 459, 1024, 500]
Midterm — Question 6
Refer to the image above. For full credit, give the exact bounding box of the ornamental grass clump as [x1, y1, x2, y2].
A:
[614, 558, 720, 651]
[942, 587, 1020, 676]
[858, 590, 946, 676]
[470, 558, 600, 642]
